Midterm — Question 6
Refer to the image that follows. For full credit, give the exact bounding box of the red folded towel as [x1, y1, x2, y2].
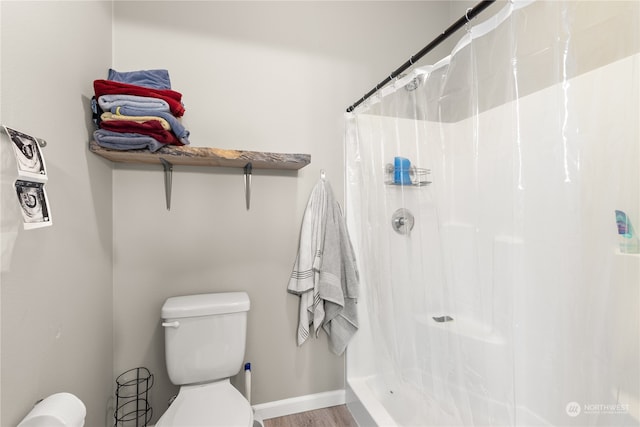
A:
[100, 120, 183, 146]
[94, 79, 185, 117]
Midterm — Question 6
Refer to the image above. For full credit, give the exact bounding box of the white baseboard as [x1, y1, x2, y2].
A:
[252, 389, 346, 420]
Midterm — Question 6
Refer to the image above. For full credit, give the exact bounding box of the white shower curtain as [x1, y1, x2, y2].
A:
[345, 1, 639, 426]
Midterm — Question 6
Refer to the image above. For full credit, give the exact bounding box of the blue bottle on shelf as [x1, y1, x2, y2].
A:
[394, 157, 412, 185]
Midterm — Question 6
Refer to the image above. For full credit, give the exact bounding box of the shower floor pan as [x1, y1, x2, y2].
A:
[347, 374, 551, 427]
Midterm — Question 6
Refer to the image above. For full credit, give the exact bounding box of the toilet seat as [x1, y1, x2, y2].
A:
[155, 379, 253, 427]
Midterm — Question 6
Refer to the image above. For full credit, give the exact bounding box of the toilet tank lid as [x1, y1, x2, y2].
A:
[162, 292, 250, 319]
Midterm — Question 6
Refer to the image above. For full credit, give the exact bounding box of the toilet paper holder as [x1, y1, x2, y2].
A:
[17, 392, 86, 427]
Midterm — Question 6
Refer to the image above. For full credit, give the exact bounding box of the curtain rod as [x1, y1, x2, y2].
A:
[346, 0, 496, 113]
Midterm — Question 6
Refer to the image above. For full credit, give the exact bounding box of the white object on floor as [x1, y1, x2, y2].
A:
[17, 392, 86, 427]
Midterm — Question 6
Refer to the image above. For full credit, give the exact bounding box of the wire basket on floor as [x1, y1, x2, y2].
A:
[114, 367, 153, 427]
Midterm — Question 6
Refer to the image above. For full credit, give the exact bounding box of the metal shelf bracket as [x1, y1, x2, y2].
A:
[244, 162, 252, 210]
[160, 158, 173, 211]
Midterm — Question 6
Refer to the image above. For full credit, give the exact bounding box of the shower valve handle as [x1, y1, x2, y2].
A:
[391, 208, 415, 235]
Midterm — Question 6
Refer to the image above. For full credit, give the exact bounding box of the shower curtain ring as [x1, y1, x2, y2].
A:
[465, 7, 472, 22]
[388, 74, 398, 89]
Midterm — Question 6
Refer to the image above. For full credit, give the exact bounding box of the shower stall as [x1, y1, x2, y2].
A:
[344, 1, 639, 426]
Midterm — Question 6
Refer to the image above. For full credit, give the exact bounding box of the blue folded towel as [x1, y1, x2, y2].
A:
[108, 68, 172, 90]
[93, 129, 164, 152]
[115, 106, 190, 145]
[98, 94, 170, 113]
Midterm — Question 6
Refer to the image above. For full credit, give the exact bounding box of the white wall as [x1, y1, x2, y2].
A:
[0, 2, 114, 426]
[111, 1, 454, 421]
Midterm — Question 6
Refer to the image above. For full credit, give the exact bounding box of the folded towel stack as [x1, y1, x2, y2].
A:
[91, 68, 191, 152]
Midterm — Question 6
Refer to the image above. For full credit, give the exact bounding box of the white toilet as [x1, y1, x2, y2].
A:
[155, 292, 253, 427]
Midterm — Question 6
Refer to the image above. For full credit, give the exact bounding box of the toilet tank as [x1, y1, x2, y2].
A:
[161, 292, 250, 385]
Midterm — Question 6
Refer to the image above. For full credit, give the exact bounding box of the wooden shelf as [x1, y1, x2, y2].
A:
[89, 140, 311, 170]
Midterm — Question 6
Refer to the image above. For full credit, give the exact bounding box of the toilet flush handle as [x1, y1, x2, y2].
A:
[162, 321, 180, 328]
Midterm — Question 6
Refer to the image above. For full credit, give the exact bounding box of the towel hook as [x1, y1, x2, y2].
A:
[320, 169, 326, 181]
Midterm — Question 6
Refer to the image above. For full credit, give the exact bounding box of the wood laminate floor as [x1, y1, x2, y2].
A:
[263, 405, 358, 427]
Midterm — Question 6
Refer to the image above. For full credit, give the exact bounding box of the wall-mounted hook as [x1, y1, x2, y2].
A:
[160, 158, 173, 211]
[36, 138, 47, 148]
[244, 162, 252, 210]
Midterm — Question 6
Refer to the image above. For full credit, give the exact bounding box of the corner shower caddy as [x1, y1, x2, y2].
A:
[383, 163, 431, 187]
[89, 141, 311, 210]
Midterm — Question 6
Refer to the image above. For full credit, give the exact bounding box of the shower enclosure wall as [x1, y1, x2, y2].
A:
[345, 2, 639, 426]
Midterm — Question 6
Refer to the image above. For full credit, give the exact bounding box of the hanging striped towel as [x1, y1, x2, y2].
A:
[288, 178, 359, 354]
[287, 179, 327, 345]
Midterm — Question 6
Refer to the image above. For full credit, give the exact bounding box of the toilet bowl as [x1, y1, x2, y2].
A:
[155, 380, 252, 426]
[155, 292, 253, 427]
